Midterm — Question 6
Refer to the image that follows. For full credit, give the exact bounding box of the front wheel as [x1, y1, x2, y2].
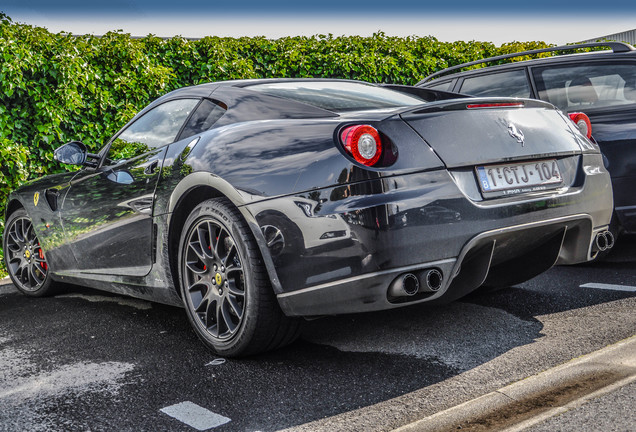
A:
[178, 198, 301, 357]
[3, 209, 59, 297]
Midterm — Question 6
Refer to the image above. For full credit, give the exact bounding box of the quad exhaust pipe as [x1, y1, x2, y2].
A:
[388, 269, 443, 298]
[593, 230, 615, 253]
[388, 273, 420, 297]
[422, 269, 443, 292]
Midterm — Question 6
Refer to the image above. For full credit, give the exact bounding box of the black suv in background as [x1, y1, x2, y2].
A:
[418, 42, 636, 243]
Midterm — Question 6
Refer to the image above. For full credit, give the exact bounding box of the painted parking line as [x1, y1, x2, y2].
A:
[579, 283, 636, 292]
[160, 401, 231, 430]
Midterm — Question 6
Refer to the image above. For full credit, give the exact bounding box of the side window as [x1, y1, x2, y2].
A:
[459, 70, 531, 98]
[425, 80, 453, 92]
[107, 99, 199, 163]
[532, 62, 636, 111]
[178, 99, 227, 140]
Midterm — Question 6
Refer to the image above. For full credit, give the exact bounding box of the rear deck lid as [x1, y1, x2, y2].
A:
[400, 98, 584, 168]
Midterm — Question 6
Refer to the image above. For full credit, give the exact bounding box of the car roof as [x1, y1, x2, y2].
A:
[142, 78, 450, 126]
[174, 77, 369, 92]
[418, 42, 636, 86]
[156, 78, 390, 105]
[143, 78, 371, 114]
[153, 78, 464, 117]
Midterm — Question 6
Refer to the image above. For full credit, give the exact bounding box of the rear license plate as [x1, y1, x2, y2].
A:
[476, 159, 563, 195]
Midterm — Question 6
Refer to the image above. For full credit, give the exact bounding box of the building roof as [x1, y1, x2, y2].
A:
[581, 29, 636, 45]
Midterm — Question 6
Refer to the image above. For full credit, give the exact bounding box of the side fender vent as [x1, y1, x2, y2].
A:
[45, 189, 60, 212]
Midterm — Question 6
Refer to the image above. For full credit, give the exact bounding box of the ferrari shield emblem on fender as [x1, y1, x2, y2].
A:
[508, 123, 525, 146]
[33, 192, 39, 207]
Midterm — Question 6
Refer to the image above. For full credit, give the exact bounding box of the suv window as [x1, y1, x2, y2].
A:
[532, 62, 636, 111]
[459, 69, 531, 98]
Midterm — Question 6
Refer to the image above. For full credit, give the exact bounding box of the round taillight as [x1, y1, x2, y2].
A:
[340, 125, 382, 166]
[568, 112, 592, 139]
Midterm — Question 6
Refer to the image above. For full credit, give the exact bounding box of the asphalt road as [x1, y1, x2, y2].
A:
[1, 236, 635, 432]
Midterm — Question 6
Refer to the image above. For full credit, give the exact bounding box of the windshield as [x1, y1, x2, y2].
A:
[247, 81, 426, 112]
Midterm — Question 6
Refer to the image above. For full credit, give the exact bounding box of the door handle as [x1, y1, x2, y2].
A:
[144, 160, 159, 175]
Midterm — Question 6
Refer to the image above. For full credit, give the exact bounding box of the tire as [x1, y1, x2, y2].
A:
[177, 198, 301, 357]
[3, 208, 59, 297]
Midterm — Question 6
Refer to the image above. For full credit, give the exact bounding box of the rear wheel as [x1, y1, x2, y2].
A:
[178, 198, 301, 357]
[3, 209, 59, 297]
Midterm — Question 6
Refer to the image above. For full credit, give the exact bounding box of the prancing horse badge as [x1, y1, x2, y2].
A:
[508, 123, 525, 146]
[34, 192, 39, 207]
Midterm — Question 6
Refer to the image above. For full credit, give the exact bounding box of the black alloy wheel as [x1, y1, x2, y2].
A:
[178, 198, 301, 357]
[3, 209, 58, 296]
[183, 217, 246, 340]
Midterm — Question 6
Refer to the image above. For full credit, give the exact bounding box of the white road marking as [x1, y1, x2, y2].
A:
[160, 401, 231, 430]
[579, 283, 636, 292]
[206, 358, 226, 366]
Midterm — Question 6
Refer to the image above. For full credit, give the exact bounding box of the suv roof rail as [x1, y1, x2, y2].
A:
[417, 41, 636, 85]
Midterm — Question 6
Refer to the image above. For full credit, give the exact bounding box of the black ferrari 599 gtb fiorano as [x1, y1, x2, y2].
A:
[3, 79, 613, 356]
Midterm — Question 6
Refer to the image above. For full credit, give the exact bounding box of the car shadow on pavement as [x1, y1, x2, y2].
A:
[1, 236, 634, 431]
[461, 236, 636, 319]
[1, 280, 536, 431]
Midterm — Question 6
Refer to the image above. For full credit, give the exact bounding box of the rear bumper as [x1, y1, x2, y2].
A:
[278, 215, 598, 316]
[245, 153, 613, 316]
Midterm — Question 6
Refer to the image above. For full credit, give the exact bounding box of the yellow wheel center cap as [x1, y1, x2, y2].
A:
[215, 273, 223, 285]
[25, 250, 31, 259]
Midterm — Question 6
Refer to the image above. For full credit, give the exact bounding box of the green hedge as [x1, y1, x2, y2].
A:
[0, 12, 557, 276]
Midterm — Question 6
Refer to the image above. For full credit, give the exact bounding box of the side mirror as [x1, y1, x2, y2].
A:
[54, 141, 88, 166]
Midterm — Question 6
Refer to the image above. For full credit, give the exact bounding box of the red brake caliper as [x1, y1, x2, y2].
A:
[38, 243, 47, 271]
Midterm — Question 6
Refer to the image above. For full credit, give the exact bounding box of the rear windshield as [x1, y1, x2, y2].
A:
[247, 81, 425, 112]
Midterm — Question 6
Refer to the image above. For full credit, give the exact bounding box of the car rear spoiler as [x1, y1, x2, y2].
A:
[395, 97, 555, 116]
[380, 84, 469, 102]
